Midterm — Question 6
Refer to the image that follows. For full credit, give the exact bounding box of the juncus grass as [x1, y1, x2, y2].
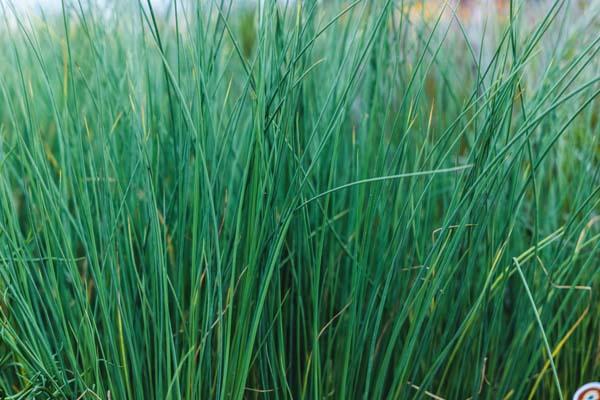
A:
[0, 0, 598, 398]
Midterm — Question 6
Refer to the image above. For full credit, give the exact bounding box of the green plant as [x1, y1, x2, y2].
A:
[0, 0, 598, 398]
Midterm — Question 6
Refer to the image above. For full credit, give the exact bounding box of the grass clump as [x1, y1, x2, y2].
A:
[0, 0, 598, 398]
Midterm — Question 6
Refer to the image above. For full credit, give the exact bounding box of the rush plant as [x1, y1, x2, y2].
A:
[0, 0, 598, 398]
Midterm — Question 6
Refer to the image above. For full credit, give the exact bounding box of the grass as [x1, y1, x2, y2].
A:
[0, 0, 598, 398]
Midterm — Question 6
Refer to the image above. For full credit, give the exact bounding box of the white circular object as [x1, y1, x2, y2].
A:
[574, 382, 600, 400]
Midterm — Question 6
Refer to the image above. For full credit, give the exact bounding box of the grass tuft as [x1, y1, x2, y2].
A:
[0, 0, 598, 398]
